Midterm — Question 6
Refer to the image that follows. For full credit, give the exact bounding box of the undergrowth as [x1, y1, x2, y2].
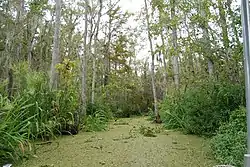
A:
[161, 80, 246, 166]
[210, 107, 247, 167]
[161, 81, 244, 136]
[84, 104, 113, 132]
[0, 61, 113, 164]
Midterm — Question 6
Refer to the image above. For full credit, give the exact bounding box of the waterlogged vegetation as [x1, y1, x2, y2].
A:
[0, 0, 247, 166]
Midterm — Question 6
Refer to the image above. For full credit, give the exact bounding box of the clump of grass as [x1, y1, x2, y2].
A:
[139, 125, 157, 137]
[84, 109, 111, 132]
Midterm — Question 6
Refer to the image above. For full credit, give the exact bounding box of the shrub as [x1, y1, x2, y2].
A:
[162, 81, 244, 136]
[211, 107, 247, 167]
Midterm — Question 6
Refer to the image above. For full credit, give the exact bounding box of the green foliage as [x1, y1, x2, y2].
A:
[0, 96, 35, 165]
[55, 59, 81, 132]
[147, 108, 155, 121]
[0, 61, 81, 163]
[100, 73, 146, 118]
[161, 79, 246, 166]
[211, 107, 247, 167]
[162, 81, 244, 136]
[84, 108, 112, 132]
[86, 103, 111, 117]
[84, 101, 113, 132]
[0, 79, 7, 96]
[12, 64, 59, 139]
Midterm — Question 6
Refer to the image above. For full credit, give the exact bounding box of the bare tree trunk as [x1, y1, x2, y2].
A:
[65, 14, 74, 57]
[207, 58, 214, 77]
[50, 0, 62, 90]
[170, 0, 180, 89]
[80, 0, 89, 118]
[28, 18, 39, 69]
[160, 33, 168, 96]
[91, 0, 102, 104]
[7, 68, 13, 100]
[28, 39, 35, 68]
[104, 21, 111, 86]
[103, 0, 113, 86]
[144, 0, 161, 123]
[200, 1, 214, 77]
[16, 0, 25, 61]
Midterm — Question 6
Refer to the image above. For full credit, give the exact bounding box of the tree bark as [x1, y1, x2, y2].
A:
[160, 31, 168, 96]
[200, 1, 214, 77]
[104, 19, 112, 86]
[80, 0, 89, 118]
[50, 0, 62, 90]
[170, 0, 180, 89]
[103, 0, 114, 86]
[144, 0, 161, 123]
[28, 17, 39, 69]
[7, 68, 13, 100]
[16, 0, 25, 61]
[91, 0, 102, 104]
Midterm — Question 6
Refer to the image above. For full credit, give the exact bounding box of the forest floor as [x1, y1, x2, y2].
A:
[19, 117, 217, 167]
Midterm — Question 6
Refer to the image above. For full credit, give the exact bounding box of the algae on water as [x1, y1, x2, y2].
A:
[19, 117, 217, 167]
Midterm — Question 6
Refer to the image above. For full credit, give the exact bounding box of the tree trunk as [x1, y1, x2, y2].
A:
[91, 0, 102, 104]
[16, 0, 25, 61]
[28, 18, 39, 69]
[218, 0, 230, 49]
[80, 0, 89, 118]
[144, 0, 161, 123]
[160, 32, 168, 96]
[157, 3, 168, 97]
[104, 0, 113, 86]
[207, 58, 214, 77]
[50, 0, 62, 90]
[104, 24, 111, 86]
[170, 0, 180, 89]
[28, 39, 35, 69]
[7, 68, 13, 100]
[200, 1, 214, 77]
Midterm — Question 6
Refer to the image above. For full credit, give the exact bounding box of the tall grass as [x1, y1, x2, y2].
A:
[0, 66, 62, 164]
[0, 61, 114, 164]
[84, 103, 113, 132]
[0, 96, 35, 165]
